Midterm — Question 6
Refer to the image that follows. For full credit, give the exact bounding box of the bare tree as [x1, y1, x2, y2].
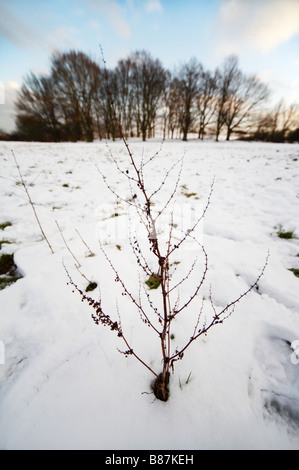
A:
[223, 74, 269, 140]
[130, 50, 167, 141]
[176, 58, 202, 141]
[51, 50, 101, 142]
[15, 72, 60, 141]
[159, 70, 172, 140]
[94, 67, 120, 141]
[280, 102, 298, 140]
[197, 70, 218, 140]
[114, 57, 135, 138]
[254, 101, 298, 142]
[214, 55, 240, 141]
[214, 55, 269, 141]
[165, 77, 182, 139]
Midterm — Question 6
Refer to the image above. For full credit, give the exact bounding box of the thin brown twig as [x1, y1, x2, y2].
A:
[11, 149, 54, 254]
[98, 237, 160, 335]
[63, 261, 158, 378]
[170, 252, 269, 364]
[167, 178, 214, 257]
[55, 220, 81, 267]
[75, 229, 95, 257]
[75, 264, 92, 284]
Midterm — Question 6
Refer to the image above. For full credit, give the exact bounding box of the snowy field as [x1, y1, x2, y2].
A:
[0, 138, 299, 450]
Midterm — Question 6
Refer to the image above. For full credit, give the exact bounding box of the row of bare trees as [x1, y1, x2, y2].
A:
[13, 49, 298, 143]
[252, 100, 299, 142]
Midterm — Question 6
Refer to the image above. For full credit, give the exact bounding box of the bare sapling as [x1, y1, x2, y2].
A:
[66, 133, 267, 401]
[65, 53, 268, 402]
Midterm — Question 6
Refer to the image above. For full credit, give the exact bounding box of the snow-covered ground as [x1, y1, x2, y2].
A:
[0, 139, 299, 450]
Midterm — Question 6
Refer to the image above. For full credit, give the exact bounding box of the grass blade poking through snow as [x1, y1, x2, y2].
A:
[11, 149, 54, 254]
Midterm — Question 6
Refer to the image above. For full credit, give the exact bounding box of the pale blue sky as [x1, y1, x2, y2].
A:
[1, 0, 299, 131]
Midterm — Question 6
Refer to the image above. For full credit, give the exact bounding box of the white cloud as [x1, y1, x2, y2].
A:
[47, 26, 83, 53]
[215, 0, 299, 55]
[6, 81, 20, 91]
[0, 3, 42, 48]
[287, 80, 299, 105]
[86, 0, 131, 39]
[257, 69, 272, 84]
[145, 0, 163, 13]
